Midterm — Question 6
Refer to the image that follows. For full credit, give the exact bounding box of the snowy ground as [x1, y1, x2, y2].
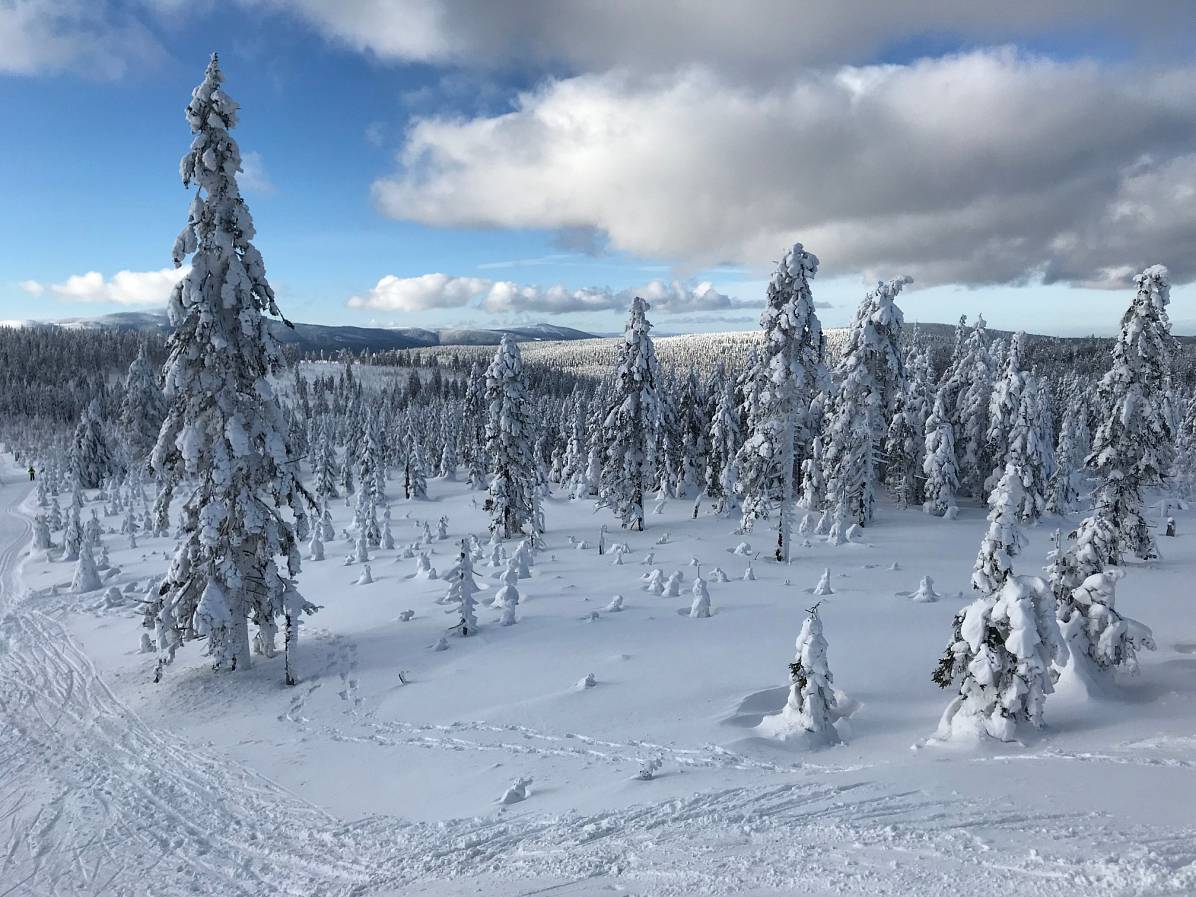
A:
[2, 453, 1195, 896]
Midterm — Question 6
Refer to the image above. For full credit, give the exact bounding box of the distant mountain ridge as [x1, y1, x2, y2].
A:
[0, 311, 597, 353]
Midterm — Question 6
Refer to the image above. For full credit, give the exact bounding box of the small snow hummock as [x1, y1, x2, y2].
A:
[689, 576, 712, 618]
[900, 576, 940, 603]
[812, 568, 834, 596]
[354, 564, 374, 585]
[637, 757, 663, 781]
[499, 776, 532, 805]
[605, 594, 624, 612]
[414, 551, 437, 580]
[577, 672, 597, 689]
[643, 568, 665, 594]
[743, 560, 756, 581]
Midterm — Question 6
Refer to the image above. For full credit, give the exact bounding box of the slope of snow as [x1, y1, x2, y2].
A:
[2, 454, 1194, 896]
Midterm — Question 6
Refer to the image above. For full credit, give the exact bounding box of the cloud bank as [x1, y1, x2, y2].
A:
[21, 268, 188, 305]
[254, 1, 1193, 81]
[371, 49, 1196, 287]
[347, 274, 744, 314]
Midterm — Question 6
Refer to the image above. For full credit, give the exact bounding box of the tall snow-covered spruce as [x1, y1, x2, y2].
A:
[735, 244, 827, 562]
[485, 335, 542, 539]
[121, 341, 167, 470]
[147, 54, 314, 684]
[1076, 265, 1177, 569]
[599, 296, 662, 530]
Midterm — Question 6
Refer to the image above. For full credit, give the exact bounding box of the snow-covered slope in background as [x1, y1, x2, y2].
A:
[0, 311, 597, 353]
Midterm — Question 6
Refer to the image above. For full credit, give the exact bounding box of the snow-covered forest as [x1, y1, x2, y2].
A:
[2, 52, 1196, 897]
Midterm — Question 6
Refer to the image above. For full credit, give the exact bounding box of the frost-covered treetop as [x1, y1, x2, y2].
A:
[1118, 265, 1173, 384]
[867, 275, 911, 329]
[167, 52, 285, 378]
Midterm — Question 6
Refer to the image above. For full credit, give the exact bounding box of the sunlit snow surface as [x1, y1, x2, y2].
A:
[2, 456, 1194, 896]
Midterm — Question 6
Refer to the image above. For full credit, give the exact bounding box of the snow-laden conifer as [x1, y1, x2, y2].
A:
[735, 244, 827, 561]
[121, 342, 166, 469]
[485, 336, 542, 539]
[932, 575, 1061, 743]
[70, 400, 114, 490]
[758, 604, 844, 745]
[1080, 265, 1177, 565]
[598, 297, 662, 530]
[147, 54, 314, 683]
[922, 392, 959, 516]
[704, 379, 740, 516]
[971, 462, 1026, 595]
[442, 539, 480, 636]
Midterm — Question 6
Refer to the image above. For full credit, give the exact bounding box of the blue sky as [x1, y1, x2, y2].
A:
[2, 2, 1194, 335]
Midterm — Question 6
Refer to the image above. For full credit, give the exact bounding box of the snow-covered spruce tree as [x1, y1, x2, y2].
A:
[1045, 401, 1083, 514]
[437, 424, 458, 480]
[759, 604, 843, 745]
[560, 390, 588, 490]
[72, 540, 102, 593]
[821, 279, 909, 529]
[954, 320, 995, 500]
[70, 399, 114, 490]
[1007, 373, 1050, 523]
[312, 422, 339, 500]
[147, 54, 314, 683]
[401, 416, 428, 500]
[598, 296, 662, 530]
[121, 341, 167, 469]
[884, 337, 933, 508]
[485, 335, 542, 539]
[985, 331, 1026, 491]
[442, 538, 480, 636]
[922, 391, 959, 516]
[735, 244, 827, 561]
[1173, 394, 1196, 499]
[932, 574, 1061, 743]
[1058, 567, 1155, 687]
[704, 379, 740, 516]
[1079, 265, 1177, 566]
[461, 362, 488, 489]
[971, 462, 1026, 595]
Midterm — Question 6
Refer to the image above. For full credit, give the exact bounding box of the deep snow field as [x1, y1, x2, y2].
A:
[2, 452, 1195, 897]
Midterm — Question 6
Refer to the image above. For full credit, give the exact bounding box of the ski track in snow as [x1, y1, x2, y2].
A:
[2, 480, 1195, 896]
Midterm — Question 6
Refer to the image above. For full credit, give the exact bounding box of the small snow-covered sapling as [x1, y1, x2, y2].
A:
[812, 568, 834, 596]
[500, 777, 532, 805]
[637, 757, 663, 781]
[689, 577, 711, 618]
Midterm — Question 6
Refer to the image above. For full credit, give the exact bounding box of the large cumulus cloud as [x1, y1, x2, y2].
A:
[371, 49, 1196, 287]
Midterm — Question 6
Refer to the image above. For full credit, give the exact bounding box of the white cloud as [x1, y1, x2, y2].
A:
[346, 273, 746, 315]
[21, 267, 189, 305]
[347, 273, 491, 311]
[0, 0, 161, 77]
[252, 1, 1194, 82]
[371, 50, 1196, 286]
[239, 151, 274, 193]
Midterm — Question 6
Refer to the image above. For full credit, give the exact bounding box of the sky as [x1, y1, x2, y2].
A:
[2, 0, 1195, 336]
